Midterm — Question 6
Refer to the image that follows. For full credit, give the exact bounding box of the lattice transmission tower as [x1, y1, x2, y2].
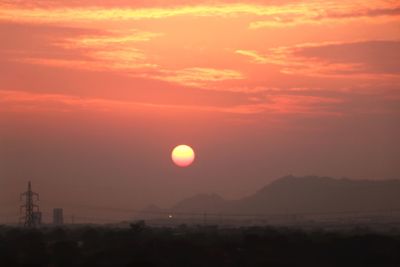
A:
[20, 181, 40, 227]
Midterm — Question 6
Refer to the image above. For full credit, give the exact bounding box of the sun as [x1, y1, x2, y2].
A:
[171, 145, 195, 167]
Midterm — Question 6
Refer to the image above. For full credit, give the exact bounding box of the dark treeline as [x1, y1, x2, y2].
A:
[0, 222, 400, 266]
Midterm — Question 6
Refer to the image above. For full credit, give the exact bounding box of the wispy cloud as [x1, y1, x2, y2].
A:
[240, 40, 400, 78]
[51, 30, 163, 71]
[0, 90, 264, 115]
[0, 3, 305, 23]
[235, 50, 268, 64]
[155, 68, 245, 87]
[2, 1, 397, 29]
[3, 27, 161, 76]
[250, 3, 400, 29]
[0, 89, 351, 117]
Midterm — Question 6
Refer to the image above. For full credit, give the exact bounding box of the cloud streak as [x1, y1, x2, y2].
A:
[239, 40, 400, 77]
[156, 68, 245, 87]
[1, 1, 398, 30]
[1, 88, 361, 118]
[0, 3, 302, 23]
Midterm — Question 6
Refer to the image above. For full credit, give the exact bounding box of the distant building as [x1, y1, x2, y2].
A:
[53, 208, 64, 225]
[33, 211, 42, 226]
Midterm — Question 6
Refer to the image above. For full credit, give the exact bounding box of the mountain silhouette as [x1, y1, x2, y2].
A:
[167, 175, 400, 215]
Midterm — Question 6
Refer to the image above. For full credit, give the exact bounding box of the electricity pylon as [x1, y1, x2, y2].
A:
[20, 181, 39, 227]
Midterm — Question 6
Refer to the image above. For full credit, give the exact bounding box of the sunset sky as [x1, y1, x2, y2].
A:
[0, 0, 399, 222]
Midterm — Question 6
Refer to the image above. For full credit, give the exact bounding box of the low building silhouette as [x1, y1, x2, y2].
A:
[53, 208, 64, 225]
[33, 211, 42, 226]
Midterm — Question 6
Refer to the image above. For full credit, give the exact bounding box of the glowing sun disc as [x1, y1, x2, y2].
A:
[171, 145, 195, 167]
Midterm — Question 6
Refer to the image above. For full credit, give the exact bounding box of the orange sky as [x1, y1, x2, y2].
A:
[0, 0, 399, 222]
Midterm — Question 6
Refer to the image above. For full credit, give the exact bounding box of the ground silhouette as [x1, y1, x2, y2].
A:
[1, 223, 400, 266]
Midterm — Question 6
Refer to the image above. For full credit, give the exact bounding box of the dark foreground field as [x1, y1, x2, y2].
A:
[1, 223, 400, 266]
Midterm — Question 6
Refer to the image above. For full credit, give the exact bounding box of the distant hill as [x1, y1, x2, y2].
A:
[165, 176, 400, 215]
